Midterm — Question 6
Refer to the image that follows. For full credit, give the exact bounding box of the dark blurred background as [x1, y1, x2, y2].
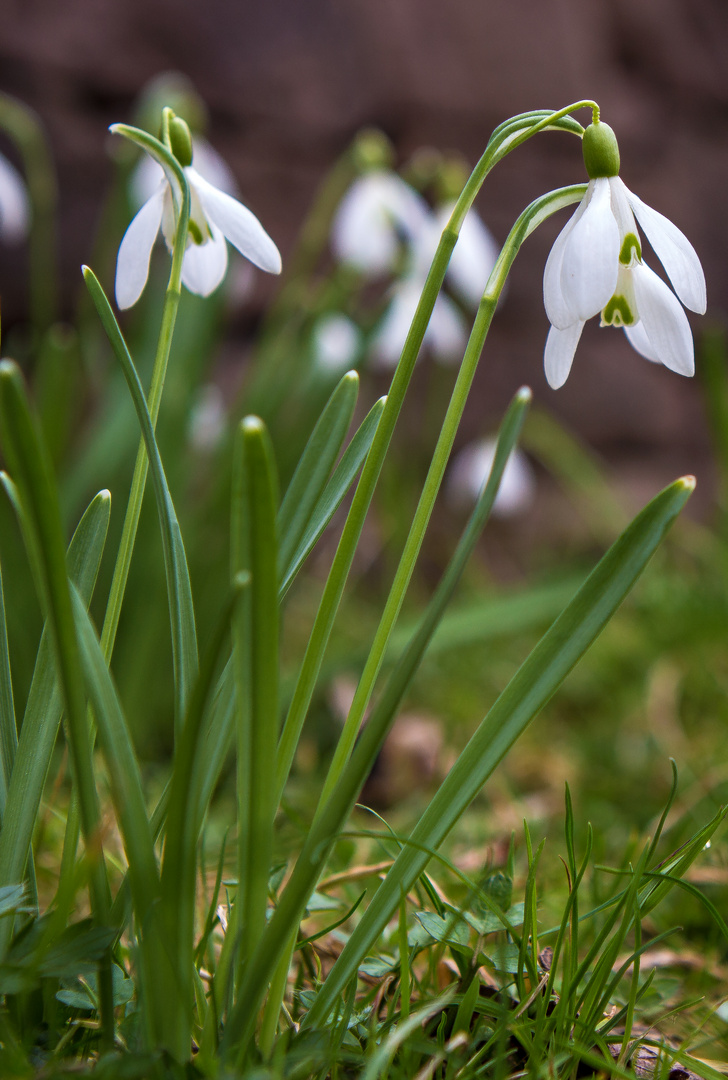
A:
[1, 0, 727, 509]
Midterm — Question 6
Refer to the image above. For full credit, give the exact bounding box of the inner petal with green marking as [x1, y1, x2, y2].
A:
[601, 293, 636, 326]
[619, 232, 641, 266]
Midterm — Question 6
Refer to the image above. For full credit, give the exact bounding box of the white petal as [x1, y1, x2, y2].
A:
[313, 313, 361, 373]
[190, 139, 238, 195]
[447, 438, 535, 517]
[0, 153, 29, 243]
[427, 292, 468, 365]
[371, 281, 419, 368]
[625, 185, 706, 314]
[623, 319, 660, 364]
[188, 167, 281, 274]
[543, 189, 590, 330]
[561, 177, 620, 321]
[630, 263, 695, 376]
[331, 171, 429, 274]
[131, 154, 165, 206]
[438, 201, 499, 307]
[181, 220, 229, 297]
[544, 321, 584, 389]
[115, 183, 165, 309]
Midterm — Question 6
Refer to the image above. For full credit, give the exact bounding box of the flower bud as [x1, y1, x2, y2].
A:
[169, 115, 193, 167]
[352, 128, 394, 173]
[581, 121, 620, 179]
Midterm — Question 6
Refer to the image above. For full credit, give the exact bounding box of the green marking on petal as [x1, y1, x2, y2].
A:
[601, 294, 635, 327]
[619, 233, 641, 266]
[188, 219, 205, 245]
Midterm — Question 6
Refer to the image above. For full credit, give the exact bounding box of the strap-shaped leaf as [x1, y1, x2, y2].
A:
[83, 267, 199, 734]
[0, 488, 111, 957]
[279, 396, 386, 598]
[278, 371, 358, 574]
[303, 475, 693, 1027]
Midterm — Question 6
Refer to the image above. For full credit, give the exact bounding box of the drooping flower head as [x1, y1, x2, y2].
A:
[543, 118, 706, 388]
[115, 114, 281, 310]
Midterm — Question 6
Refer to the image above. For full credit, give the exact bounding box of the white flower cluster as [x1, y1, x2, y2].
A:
[326, 170, 498, 370]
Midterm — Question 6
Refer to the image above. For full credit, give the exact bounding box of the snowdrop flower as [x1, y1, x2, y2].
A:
[543, 120, 706, 389]
[447, 437, 535, 518]
[332, 168, 499, 369]
[0, 152, 29, 244]
[115, 116, 281, 310]
[331, 170, 431, 275]
[188, 382, 226, 452]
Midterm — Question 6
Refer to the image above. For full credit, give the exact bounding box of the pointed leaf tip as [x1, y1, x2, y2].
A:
[679, 475, 696, 491]
[240, 415, 265, 435]
[516, 386, 533, 404]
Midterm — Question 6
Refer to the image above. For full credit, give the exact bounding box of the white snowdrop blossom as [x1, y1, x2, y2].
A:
[447, 438, 535, 518]
[332, 170, 499, 368]
[0, 152, 29, 244]
[543, 120, 706, 389]
[115, 135, 281, 310]
[331, 171, 431, 275]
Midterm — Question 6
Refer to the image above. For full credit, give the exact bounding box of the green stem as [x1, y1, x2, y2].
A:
[98, 119, 191, 667]
[274, 106, 590, 804]
[317, 183, 586, 810]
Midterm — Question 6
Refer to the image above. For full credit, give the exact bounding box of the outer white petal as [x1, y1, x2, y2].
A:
[560, 177, 620, 321]
[190, 139, 238, 195]
[630, 262, 694, 376]
[543, 188, 590, 330]
[331, 172, 429, 274]
[544, 321, 584, 389]
[624, 185, 706, 314]
[623, 318, 660, 364]
[181, 220, 229, 297]
[115, 183, 166, 309]
[188, 167, 281, 274]
[0, 153, 29, 243]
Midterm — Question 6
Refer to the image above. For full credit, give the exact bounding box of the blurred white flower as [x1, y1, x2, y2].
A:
[371, 279, 467, 369]
[312, 313, 361, 373]
[188, 383, 226, 452]
[115, 139, 281, 309]
[543, 175, 706, 389]
[332, 171, 499, 369]
[447, 437, 535, 518]
[331, 171, 430, 274]
[0, 152, 29, 244]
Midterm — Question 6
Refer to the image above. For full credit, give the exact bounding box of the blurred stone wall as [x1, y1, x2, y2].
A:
[1, 0, 727, 494]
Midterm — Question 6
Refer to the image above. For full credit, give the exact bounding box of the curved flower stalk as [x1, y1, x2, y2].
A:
[543, 119, 706, 388]
[331, 168, 499, 367]
[115, 118, 281, 310]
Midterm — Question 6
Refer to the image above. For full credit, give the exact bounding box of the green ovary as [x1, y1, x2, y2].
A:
[601, 294, 635, 327]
